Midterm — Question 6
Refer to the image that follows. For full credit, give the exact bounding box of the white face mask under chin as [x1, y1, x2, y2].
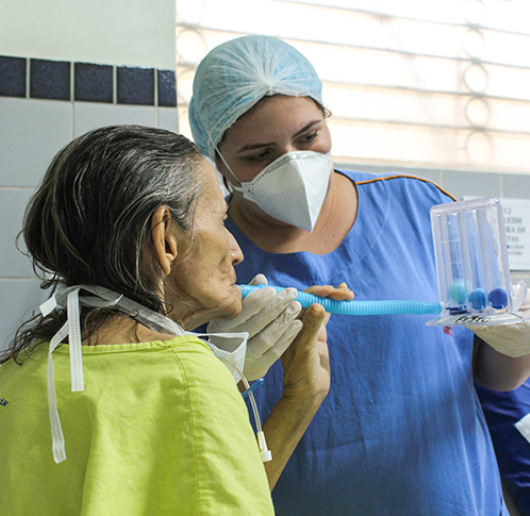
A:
[227, 150, 333, 233]
[40, 284, 249, 464]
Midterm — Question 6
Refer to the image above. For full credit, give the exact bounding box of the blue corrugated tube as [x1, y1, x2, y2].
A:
[239, 285, 442, 316]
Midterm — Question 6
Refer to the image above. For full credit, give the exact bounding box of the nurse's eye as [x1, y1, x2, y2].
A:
[300, 131, 318, 144]
[247, 150, 271, 162]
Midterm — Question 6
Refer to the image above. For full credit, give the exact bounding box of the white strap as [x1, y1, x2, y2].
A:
[47, 322, 69, 463]
[77, 285, 186, 337]
[43, 285, 120, 463]
[41, 284, 247, 465]
[67, 288, 84, 392]
[40, 295, 57, 317]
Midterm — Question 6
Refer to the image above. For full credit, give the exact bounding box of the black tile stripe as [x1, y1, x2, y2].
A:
[30, 59, 71, 101]
[0, 56, 26, 98]
[117, 66, 154, 105]
[74, 63, 113, 103]
[0, 55, 176, 108]
[158, 69, 177, 107]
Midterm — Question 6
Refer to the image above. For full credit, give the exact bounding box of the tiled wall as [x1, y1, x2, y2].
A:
[0, 55, 178, 350]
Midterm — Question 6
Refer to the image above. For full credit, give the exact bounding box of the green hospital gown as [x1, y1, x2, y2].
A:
[0, 336, 274, 516]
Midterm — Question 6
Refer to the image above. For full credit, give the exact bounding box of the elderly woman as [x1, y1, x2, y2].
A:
[0, 125, 344, 516]
[188, 35, 530, 516]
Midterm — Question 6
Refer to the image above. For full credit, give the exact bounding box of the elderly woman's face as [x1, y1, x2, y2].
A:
[172, 160, 244, 329]
[217, 95, 332, 184]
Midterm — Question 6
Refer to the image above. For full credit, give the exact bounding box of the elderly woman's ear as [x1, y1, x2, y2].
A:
[151, 206, 179, 275]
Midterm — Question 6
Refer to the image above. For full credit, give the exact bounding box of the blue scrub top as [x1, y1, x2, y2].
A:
[228, 170, 508, 516]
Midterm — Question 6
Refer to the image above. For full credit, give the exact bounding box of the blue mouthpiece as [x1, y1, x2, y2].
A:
[239, 285, 442, 316]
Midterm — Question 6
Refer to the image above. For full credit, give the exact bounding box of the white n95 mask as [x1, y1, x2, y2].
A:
[230, 150, 333, 233]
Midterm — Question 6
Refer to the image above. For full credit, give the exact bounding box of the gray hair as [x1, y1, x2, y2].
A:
[3, 125, 203, 363]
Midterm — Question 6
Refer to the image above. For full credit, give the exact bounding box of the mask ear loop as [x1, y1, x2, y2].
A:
[211, 136, 244, 193]
[219, 359, 272, 463]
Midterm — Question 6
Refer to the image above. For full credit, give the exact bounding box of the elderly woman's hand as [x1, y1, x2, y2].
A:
[261, 283, 353, 490]
[207, 274, 303, 381]
[280, 283, 354, 403]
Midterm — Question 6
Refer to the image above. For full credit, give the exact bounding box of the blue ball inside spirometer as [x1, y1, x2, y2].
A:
[469, 288, 487, 310]
[488, 287, 509, 310]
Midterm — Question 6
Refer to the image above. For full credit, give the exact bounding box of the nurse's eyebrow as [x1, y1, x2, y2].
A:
[292, 119, 321, 138]
[234, 119, 322, 154]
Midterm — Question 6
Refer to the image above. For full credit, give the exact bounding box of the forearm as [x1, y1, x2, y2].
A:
[260, 301, 334, 490]
[474, 337, 530, 391]
[262, 394, 324, 490]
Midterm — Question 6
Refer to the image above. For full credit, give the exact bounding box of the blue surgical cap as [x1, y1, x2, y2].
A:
[189, 35, 323, 160]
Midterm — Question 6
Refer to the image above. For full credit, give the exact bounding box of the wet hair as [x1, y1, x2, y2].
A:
[2, 125, 203, 364]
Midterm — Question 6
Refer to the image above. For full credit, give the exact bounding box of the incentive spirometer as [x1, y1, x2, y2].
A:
[427, 196, 526, 326]
[240, 197, 528, 327]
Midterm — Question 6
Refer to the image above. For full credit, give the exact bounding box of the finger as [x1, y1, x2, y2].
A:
[304, 284, 354, 302]
[237, 288, 298, 337]
[250, 273, 268, 286]
[326, 286, 354, 301]
[247, 301, 302, 356]
[304, 285, 334, 298]
[304, 283, 354, 301]
[295, 304, 326, 348]
[255, 320, 304, 364]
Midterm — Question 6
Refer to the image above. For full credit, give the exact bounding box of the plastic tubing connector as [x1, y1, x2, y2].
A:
[239, 285, 442, 316]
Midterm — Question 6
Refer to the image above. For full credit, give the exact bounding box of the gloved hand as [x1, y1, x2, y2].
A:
[207, 274, 303, 381]
[470, 283, 530, 358]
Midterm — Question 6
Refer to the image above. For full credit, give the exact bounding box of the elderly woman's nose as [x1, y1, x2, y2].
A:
[229, 232, 244, 265]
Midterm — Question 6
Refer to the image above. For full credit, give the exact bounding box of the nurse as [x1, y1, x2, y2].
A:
[0, 125, 343, 516]
[189, 35, 530, 515]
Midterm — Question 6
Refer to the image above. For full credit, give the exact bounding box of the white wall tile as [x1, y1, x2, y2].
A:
[0, 98, 73, 187]
[158, 107, 179, 133]
[0, 278, 49, 351]
[0, 188, 35, 278]
[74, 102, 157, 136]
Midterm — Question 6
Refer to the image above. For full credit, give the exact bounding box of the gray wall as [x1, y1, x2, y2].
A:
[336, 162, 530, 287]
[335, 162, 530, 202]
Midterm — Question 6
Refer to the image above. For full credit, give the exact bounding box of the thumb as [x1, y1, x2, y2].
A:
[298, 304, 326, 343]
[250, 274, 268, 286]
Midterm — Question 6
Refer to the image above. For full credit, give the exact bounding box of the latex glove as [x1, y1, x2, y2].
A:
[207, 274, 303, 381]
[470, 283, 530, 358]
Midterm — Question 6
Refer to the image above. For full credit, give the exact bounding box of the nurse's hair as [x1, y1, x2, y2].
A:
[2, 125, 203, 364]
[189, 35, 326, 160]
